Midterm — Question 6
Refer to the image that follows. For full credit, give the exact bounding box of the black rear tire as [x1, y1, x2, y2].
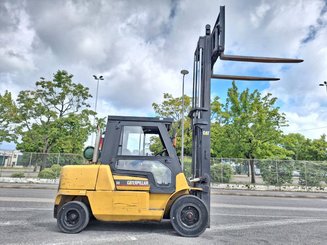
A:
[170, 195, 208, 237]
[57, 201, 90, 233]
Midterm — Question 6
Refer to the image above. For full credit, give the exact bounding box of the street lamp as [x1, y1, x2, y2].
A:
[180, 69, 189, 171]
[92, 75, 104, 145]
[319, 81, 327, 93]
[93, 75, 104, 114]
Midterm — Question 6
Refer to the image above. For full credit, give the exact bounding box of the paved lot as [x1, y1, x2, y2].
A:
[0, 188, 326, 244]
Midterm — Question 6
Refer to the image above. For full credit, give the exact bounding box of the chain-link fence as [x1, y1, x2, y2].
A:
[16, 152, 86, 167]
[1, 151, 327, 188]
[0, 151, 85, 167]
[183, 157, 327, 188]
[0, 151, 86, 178]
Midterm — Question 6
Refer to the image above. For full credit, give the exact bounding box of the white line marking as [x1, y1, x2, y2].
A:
[0, 220, 29, 226]
[0, 197, 53, 203]
[212, 203, 327, 212]
[209, 218, 327, 232]
[40, 234, 141, 245]
[0, 207, 52, 212]
[211, 212, 308, 218]
[128, 235, 138, 241]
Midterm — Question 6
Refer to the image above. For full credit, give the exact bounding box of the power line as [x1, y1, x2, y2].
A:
[295, 125, 327, 132]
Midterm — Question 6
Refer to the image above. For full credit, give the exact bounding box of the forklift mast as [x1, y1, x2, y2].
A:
[189, 6, 303, 214]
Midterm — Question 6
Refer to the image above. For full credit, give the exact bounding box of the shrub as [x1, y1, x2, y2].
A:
[259, 160, 293, 186]
[298, 162, 325, 187]
[51, 164, 62, 178]
[11, 172, 25, 178]
[211, 163, 233, 183]
[182, 159, 233, 183]
[324, 167, 327, 184]
[38, 168, 56, 179]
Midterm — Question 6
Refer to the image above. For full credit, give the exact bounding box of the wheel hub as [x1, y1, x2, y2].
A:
[65, 210, 80, 226]
[181, 206, 199, 226]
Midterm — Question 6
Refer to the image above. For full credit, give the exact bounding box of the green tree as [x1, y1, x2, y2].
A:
[282, 133, 311, 160]
[307, 135, 327, 161]
[13, 70, 94, 153]
[211, 122, 244, 158]
[152, 93, 192, 156]
[211, 82, 288, 183]
[152, 93, 191, 121]
[0, 91, 17, 142]
[282, 133, 327, 161]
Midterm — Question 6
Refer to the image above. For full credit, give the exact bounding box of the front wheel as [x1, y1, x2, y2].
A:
[170, 195, 208, 237]
[57, 201, 90, 233]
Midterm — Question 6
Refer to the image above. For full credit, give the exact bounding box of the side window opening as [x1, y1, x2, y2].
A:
[116, 125, 172, 186]
[116, 159, 171, 186]
[118, 126, 166, 156]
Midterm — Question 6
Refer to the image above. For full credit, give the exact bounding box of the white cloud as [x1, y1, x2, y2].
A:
[282, 111, 327, 139]
[0, 0, 326, 141]
[0, 1, 36, 73]
[218, 0, 327, 139]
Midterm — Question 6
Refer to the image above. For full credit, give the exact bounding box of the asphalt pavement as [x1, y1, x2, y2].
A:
[0, 187, 326, 244]
[1, 182, 326, 199]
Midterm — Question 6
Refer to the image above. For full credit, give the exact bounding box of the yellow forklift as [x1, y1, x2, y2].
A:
[53, 6, 302, 236]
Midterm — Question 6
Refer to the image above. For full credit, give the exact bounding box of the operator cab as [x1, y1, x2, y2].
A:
[100, 116, 183, 194]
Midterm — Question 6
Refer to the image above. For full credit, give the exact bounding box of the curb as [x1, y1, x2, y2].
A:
[0, 183, 58, 190]
[212, 183, 327, 193]
[0, 182, 326, 199]
[211, 190, 327, 199]
[0, 177, 58, 185]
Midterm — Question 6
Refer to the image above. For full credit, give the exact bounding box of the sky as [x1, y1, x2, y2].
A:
[0, 0, 327, 150]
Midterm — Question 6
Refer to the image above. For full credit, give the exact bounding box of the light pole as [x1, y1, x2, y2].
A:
[92, 75, 104, 145]
[93, 75, 104, 114]
[319, 81, 327, 93]
[180, 69, 189, 171]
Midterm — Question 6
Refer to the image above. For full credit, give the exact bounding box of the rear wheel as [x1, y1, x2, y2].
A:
[170, 195, 208, 237]
[57, 201, 90, 233]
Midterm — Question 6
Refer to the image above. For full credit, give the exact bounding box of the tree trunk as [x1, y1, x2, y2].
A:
[249, 158, 256, 184]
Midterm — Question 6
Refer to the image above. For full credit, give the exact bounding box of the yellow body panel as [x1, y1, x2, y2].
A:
[175, 173, 190, 191]
[55, 165, 196, 222]
[149, 194, 171, 210]
[87, 191, 162, 221]
[95, 165, 115, 191]
[60, 165, 99, 190]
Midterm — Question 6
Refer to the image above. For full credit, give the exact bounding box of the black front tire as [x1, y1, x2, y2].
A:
[170, 195, 208, 237]
[57, 201, 90, 233]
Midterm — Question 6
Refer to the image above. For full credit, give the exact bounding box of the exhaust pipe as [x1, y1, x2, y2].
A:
[92, 125, 101, 163]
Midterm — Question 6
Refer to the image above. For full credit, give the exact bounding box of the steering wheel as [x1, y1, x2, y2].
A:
[155, 149, 167, 156]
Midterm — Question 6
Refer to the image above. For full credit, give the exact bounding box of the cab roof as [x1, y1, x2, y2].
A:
[107, 115, 174, 124]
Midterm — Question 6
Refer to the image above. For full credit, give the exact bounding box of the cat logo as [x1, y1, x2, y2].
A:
[115, 180, 149, 186]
